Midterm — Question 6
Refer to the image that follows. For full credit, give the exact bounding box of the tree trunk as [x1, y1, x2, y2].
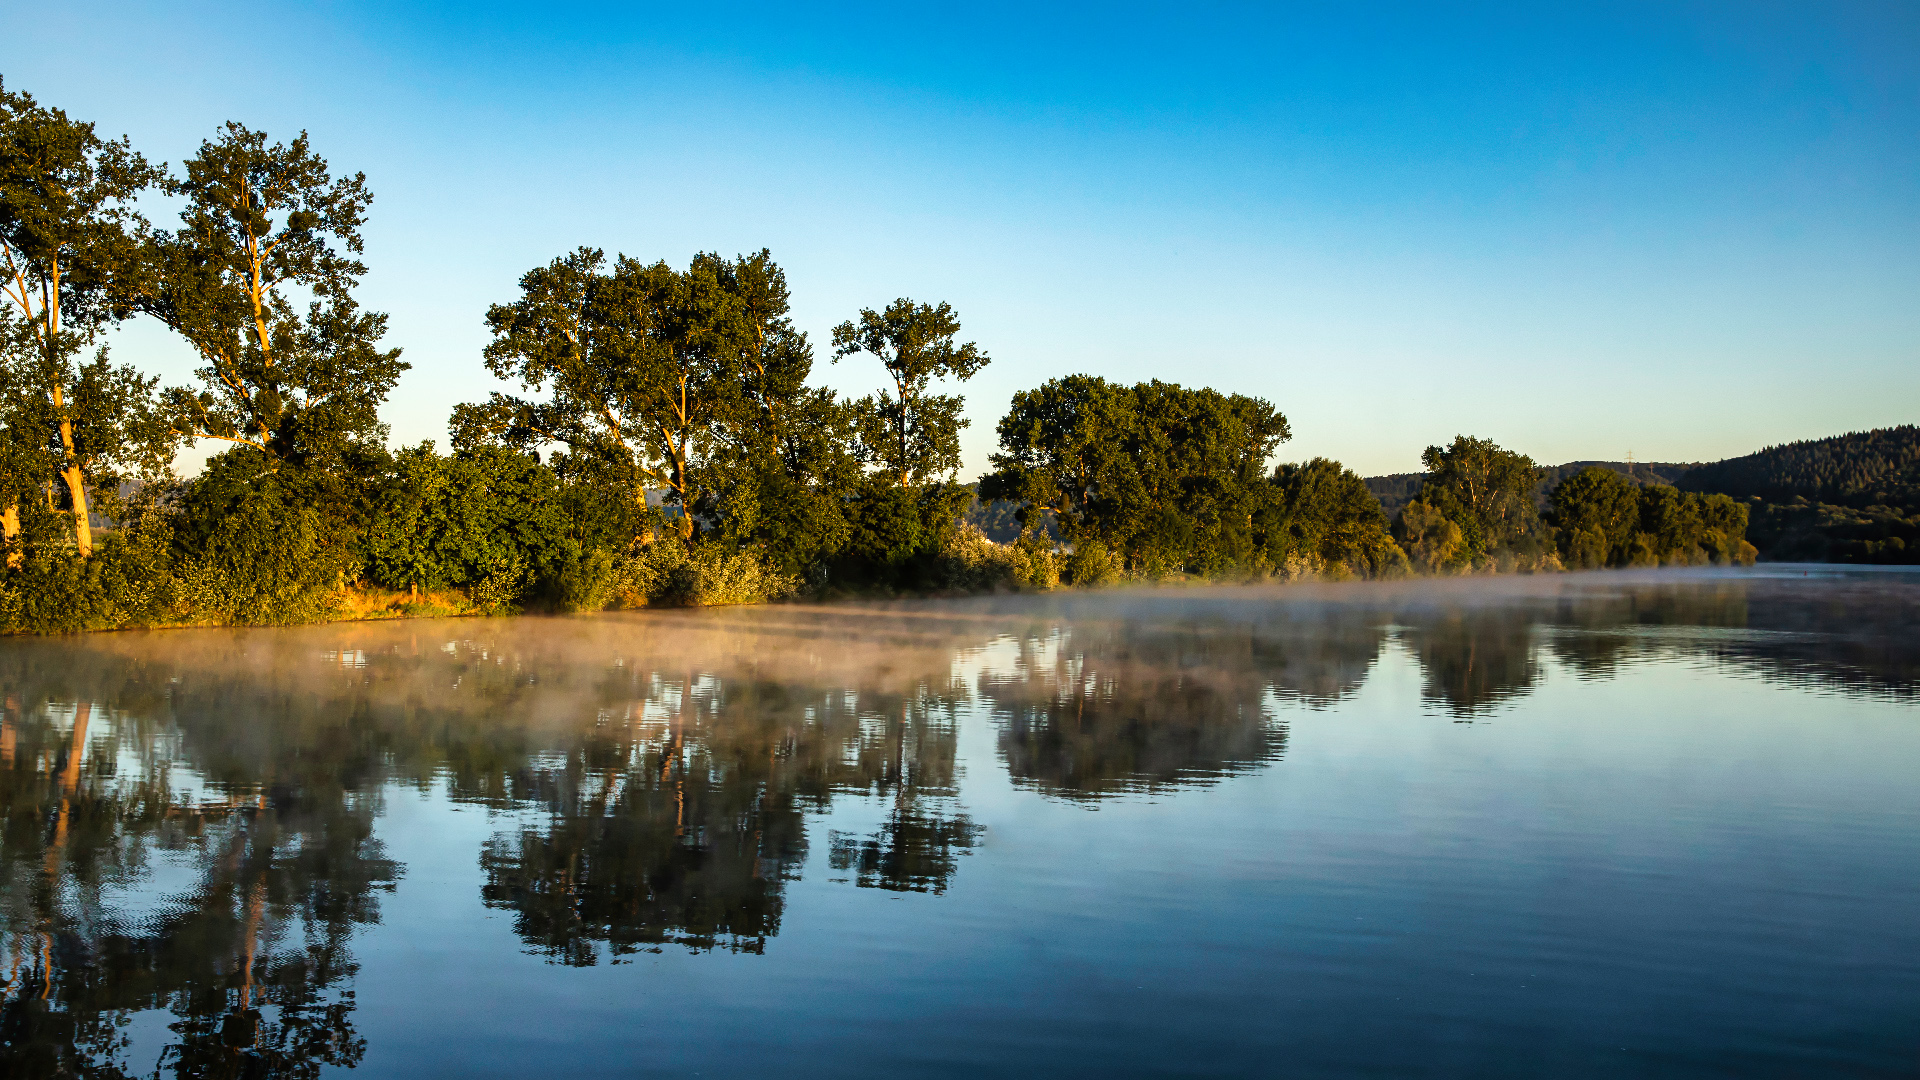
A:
[1, 504, 18, 569]
[51, 383, 93, 556]
[59, 464, 92, 558]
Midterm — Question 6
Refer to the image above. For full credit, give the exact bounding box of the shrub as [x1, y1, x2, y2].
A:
[1063, 537, 1122, 587]
[610, 541, 798, 608]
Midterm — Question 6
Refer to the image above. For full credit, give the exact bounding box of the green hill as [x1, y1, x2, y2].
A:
[1676, 425, 1920, 509]
[1676, 426, 1920, 564]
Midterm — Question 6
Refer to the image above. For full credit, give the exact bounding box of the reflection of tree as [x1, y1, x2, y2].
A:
[0, 655, 400, 1080]
[1251, 608, 1388, 707]
[1402, 609, 1540, 716]
[979, 619, 1305, 799]
[1540, 578, 1920, 698]
[473, 620, 985, 961]
[829, 809, 980, 893]
[478, 678, 809, 958]
[821, 684, 981, 895]
[1543, 583, 1750, 680]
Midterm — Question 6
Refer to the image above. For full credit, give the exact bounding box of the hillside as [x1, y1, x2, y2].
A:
[1675, 426, 1920, 564]
[1676, 426, 1920, 509]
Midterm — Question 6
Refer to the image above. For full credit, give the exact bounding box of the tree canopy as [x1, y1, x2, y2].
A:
[137, 123, 405, 470]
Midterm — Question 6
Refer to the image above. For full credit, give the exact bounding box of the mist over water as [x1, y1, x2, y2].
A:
[3, 568, 1917, 1077]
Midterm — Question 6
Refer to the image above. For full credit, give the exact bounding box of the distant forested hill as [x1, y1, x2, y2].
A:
[1363, 427, 1919, 564]
[1676, 426, 1920, 564]
[1363, 473, 1425, 518]
[1676, 426, 1920, 509]
[1544, 460, 1695, 489]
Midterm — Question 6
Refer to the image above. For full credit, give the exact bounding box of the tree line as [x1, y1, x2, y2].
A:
[0, 83, 1760, 634]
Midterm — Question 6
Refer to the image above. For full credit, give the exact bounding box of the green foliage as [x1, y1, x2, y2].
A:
[1747, 500, 1918, 564]
[984, 375, 1290, 577]
[136, 123, 406, 470]
[704, 386, 861, 581]
[362, 442, 573, 606]
[1395, 499, 1466, 574]
[1062, 537, 1122, 587]
[832, 299, 988, 486]
[1547, 467, 1757, 569]
[935, 522, 1052, 592]
[1547, 467, 1641, 568]
[1403, 435, 1550, 568]
[1260, 458, 1408, 578]
[171, 450, 359, 624]
[609, 539, 799, 608]
[0, 496, 175, 632]
[461, 247, 807, 538]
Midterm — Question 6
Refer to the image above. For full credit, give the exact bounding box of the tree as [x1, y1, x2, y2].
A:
[1547, 466, 1640, 568]
[1545, 468, 1757, 569]
[1394, 498, 1466, 573]
[831, 299, 988, 487]
[0, 81, 169, 556]
[1260, 458, 1408, 577]
[695, 252, 862, 573]
[137, 123, 405, 471]
[460, 248, 769, 541]
[1402, 435, 1545, 566]
[983, 374, 1139, 539]
[984, 376, 1288, 575]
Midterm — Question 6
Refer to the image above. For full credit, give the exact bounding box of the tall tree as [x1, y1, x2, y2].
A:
[831, 299, 988, 486]
[136, 123, 405, 471]
[1405, 435, 1544, 563]
[459, 248, 762, 541]
[697, 253, 862, 573]
[0, 81, 168, 556]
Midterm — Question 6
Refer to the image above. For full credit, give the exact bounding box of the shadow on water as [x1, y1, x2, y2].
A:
[0, 566, 1915, 1074]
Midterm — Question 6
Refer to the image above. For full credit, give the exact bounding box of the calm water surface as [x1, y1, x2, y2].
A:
[3, 568, 1917, 1078]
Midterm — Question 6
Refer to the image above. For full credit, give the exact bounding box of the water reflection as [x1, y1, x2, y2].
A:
[0, 665, 399, 1079]
[0, 570, 1914, 1073]
[477, 654, 983, 961]
[979, 625, 1276, 800]
[1401, 609, 1541, 716]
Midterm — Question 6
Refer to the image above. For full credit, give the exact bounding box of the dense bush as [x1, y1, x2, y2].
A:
[363, 443, 577, 609]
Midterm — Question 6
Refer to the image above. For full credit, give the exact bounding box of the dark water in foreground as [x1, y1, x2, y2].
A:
[2, 568, 1917, 1078]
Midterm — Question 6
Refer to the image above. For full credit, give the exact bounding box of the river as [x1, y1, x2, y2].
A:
[3, 567, 1916, 1077]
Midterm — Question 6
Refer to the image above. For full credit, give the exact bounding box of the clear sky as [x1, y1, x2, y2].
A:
[6, 1, 1916, 477]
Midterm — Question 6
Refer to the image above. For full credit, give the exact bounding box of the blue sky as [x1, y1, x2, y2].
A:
[7, 1, 1916, 476]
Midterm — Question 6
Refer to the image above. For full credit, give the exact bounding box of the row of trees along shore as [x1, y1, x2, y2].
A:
[0, 85, 1757, 634]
